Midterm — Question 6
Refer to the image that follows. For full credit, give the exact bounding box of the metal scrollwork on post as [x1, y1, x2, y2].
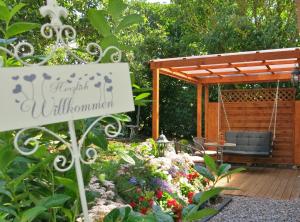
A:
[0, 0, 122, 67]
[13, 115, 122, 171]
[0, 0, 123, 221]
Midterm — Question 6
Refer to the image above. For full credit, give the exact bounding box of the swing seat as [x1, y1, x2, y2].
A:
[223, 131, 273, 156]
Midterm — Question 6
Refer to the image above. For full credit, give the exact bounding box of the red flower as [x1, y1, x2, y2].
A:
[167, 199, 178, 208]
[129, 202, 137, 208]
[173, 203, 182, 211]
[140, 207, 148, 215]
[138, 196, 145, 202]
[148, 199, 154, 207]
[187, 172, 199, 181]
[187, 191, 194, 199]
[156, 190, 163, 199]
[187, 191, 195, 204]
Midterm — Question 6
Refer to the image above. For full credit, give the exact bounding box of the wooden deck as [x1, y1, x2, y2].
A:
[217, 167, 300, 200]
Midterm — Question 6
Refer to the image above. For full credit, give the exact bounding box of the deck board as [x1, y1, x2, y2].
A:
[218, 167, 300, 200]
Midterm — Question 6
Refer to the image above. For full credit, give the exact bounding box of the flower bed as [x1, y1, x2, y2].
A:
[85, 139, 245, 222]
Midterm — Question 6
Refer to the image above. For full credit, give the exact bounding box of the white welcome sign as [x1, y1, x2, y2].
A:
[0, 63, 134, 132]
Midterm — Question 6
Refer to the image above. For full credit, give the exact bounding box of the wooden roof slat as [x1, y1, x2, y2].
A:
[151, 48, 298, 85]
[185, 67, 294, 77]
[159, 68, 198, 84]
[150, 48, 300, 69]
[168, 59, 298, 72]
[199, 73, 292, 85]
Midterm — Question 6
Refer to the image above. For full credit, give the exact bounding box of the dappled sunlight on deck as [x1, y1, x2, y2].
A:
[217, 167, 300, 200]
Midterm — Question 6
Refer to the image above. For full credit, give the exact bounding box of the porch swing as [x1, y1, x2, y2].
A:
[218, 81, 280, 156]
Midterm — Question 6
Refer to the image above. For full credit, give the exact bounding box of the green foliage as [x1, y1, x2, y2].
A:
[20, 206, 47, 222]
[0, 2, 39, 39]
[125, 0, 300, 137]
[195, 154, 246, 188]
[0, 1, 39, 67]
[87, 0, 143, 51]
[108, 0, 127, 23]
[88, 9, 112, 37]
[104, 188, 220, 222]
[5, 22, 39, 39]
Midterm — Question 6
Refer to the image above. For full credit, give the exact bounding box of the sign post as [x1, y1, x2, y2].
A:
[0, 1, 134, 221]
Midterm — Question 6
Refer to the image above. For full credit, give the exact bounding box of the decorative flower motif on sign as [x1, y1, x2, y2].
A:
[12, 76, 19, 81]
[13, 84, 22, 94]
[43, 73, 52, 80]
[24, 74, 36, 82]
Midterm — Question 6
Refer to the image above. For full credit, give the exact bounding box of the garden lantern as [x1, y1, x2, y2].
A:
[156, 132, 170, 157]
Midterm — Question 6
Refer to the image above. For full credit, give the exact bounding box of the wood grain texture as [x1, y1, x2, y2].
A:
[294, 101, 300, 165]
[152, 69, 160, 139]
[205, 102, 218, 141]
[219, 168, 300, 200]
[206, 99, 296, 164]
[197, 84, 203, 138]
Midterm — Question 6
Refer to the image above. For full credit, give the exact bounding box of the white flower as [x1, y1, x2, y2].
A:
[179, 177, 189, 184]
[167, 174, 173, 182]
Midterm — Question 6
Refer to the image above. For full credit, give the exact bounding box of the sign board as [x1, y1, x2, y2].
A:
[0, 63, 134, 132]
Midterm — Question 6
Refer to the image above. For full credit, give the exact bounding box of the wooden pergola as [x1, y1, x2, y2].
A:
[150, 47, 300, 139]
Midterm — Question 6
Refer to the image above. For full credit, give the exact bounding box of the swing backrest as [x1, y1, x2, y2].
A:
[223, 131, 273, 156]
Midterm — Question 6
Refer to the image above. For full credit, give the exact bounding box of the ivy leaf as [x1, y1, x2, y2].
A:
[108, 0, 127, 22]
[88, 9, 111, 37]
[8, 3, 26, 24]
[0, 5, 10, 23]
[6, 22, 40, 39]
[116, 14, 143, 32]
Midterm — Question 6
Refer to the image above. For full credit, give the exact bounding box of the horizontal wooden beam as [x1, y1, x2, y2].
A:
[159, 68, 198, 84]
[150, 48, 300, 69]
[186, 67, 294, 77]
[169, 59, 298, 72]
[200, 73, 292, 85]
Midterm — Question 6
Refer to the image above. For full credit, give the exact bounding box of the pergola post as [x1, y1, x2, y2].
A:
[205, 86, 209, 138]
[197, 83, 203, 138]
[152, 69, 160, 139]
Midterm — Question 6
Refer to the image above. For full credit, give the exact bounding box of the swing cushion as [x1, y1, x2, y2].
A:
[223, 131, 273, 156]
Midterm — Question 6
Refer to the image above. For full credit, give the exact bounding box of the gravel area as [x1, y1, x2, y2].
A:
[209, 196, 300, 222]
